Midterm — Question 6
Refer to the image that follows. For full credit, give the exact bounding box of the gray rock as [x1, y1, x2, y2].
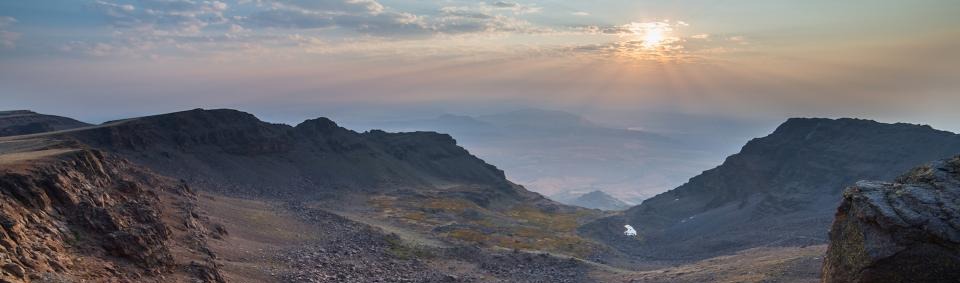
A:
[823, 156, 960, 283]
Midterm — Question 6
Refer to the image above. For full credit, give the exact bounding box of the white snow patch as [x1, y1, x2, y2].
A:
[623, 225, 637, 236]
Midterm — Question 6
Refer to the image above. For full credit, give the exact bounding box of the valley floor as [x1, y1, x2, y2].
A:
[198, 193, 825, 283]
[201, 193, 595, 282]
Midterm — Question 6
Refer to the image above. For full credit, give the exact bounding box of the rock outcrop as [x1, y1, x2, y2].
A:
[0, 139, 224, 282]
[581, 118, 960, 260]
[0, 110, 90, 137]
[822, 156, 960, 283]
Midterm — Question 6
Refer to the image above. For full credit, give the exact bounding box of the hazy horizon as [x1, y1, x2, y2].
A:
[1, 0, 959, 134]
[1, 2, 959, 280]
[2, 0, 960, 202]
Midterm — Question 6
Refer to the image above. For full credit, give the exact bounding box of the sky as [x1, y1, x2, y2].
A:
[0, 0, 958, 134]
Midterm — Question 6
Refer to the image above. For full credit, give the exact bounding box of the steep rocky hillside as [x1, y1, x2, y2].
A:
[0, 110, 90, 137]
[0, 138, 224, 282]
[32, 109, 607, 261]
[822, 156, 960, 283]
[581, 118, 960, 260]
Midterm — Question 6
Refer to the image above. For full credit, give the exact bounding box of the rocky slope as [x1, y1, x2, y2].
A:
[27, 109, 608, 262]
[822, 156, 960, 283]
[0, 138, 224, 282]
[0, 110, 90, 137]
[581, 118, 960, 260]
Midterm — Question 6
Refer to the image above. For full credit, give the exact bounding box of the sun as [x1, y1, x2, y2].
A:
[624, 21, 673, 49]
[642, 28, 665, 48]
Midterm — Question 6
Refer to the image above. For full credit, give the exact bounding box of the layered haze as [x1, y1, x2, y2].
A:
[1, 0, 959, 198]
[1, 2, 960, 281]
[349, 108, 744, 203]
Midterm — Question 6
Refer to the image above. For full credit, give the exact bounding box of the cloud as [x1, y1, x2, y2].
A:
[244, 1, 431, 36]
[571, 11, 590, 16]
[93, 0, 231, 35]
[487, 1, 541, 14]
[435, 6, 545, 34]
[727, 36, 749, 45]
[0, 16, 20, 48]
[246, 1, 543, 37]
[566, 20, 754, 62]
[273, 0, 385, 14]
[62, 0, 551, 59]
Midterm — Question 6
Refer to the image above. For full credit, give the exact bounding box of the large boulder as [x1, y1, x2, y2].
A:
[822, 156, 960, 282]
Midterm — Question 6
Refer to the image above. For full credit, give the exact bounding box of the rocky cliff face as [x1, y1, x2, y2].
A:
[822, 156, 960, 283]
[0, 140, 224, 282]
[581, 118, 960, 260]
[0, 110, 90, 137]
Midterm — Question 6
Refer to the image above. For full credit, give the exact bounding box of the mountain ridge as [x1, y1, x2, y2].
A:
[0, 110, 91, 137]
[5, 108, 616, 264]
[44, 108, 513, 198]
[580, 117, 960, 260]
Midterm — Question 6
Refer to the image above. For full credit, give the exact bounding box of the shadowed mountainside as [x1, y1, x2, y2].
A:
[581, 118, 960, 261]
[0, 109, 624, 282]
[57, 109, 511, 198]
[0, 110, 90, 137]
[26, 109, 616, 265]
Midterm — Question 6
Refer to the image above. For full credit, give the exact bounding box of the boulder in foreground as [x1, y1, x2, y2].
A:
[823, 156, 960, 282]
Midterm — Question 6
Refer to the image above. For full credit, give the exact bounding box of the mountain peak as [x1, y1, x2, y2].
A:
[295, 117, 344, 134]
[144, 108, 264, 124]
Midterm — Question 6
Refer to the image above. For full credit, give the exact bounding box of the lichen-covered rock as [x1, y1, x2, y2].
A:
[0, 141, 224, 282]
[823, 156, 960, 283]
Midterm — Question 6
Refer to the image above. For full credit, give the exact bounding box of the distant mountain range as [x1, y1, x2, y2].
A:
[352, 108, 733, 203]
[580, 118, 960, 260]
[552, 190, 631, 211]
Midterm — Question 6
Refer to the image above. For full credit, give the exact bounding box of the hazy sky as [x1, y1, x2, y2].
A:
[1, 0, 958, 133]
